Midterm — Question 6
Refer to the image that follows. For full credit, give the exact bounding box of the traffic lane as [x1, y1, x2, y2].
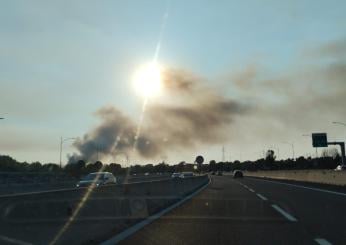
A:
[0, 174, 171, 196]
[0, 177, 172, 198]
[0, 177, 207, 245]
[0, 218, 130, 245]
[240, 177, 346, 245]
[120, 176, 314, 245]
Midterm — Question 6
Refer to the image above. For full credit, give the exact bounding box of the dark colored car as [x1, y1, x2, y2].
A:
[233, 170, 243, 178]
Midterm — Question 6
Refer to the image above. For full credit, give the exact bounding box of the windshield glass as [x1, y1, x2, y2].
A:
[1, 1, 345, 245]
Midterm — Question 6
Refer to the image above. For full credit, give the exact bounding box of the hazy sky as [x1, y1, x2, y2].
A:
[1, 0, 345, 165]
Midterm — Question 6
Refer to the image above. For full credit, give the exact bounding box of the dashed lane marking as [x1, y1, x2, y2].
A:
[0, 235, 32, 245]
[256, 193, 268, 201]
[271, 204, 297, 222]
[314, 238, 332, 245]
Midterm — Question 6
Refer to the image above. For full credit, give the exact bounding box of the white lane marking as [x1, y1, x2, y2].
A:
[256, 193, 268, 201]
[101, 177, 211, 245]
[248, 188, 255, 192]
[249, 178, 346, 197]
[271, 204, 297, 222]
[243, 185, 248, 188]
[314, 238, 333, 245]
[0, 235, 32, 245]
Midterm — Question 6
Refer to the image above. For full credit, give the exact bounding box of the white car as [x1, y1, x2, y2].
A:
[179, 172, 194, 178]
[171, 173, 181, 178]
[335, 165, 346, 171]
[76, 172, 117, 187]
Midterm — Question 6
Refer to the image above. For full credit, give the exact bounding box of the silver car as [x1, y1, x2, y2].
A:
[171, 172, 181, 178]
[180, 172, 194, 178]
[76, 172, 117, 188]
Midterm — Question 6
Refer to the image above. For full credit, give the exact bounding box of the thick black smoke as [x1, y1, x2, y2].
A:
[68, 68, 247, 163]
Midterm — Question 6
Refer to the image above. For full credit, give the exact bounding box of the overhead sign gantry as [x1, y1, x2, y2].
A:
[312, 133, 345, 166]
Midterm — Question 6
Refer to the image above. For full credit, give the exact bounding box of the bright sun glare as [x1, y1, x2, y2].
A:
[133, 62, 162, 98]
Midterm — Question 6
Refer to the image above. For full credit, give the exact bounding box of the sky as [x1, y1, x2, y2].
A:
[0, 0, 345, 165]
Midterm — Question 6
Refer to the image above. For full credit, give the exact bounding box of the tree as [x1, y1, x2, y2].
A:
[265, 149, 276, 169]
[265, 150, 276, 162]
[175, 161, 185, 172]
[42, 163, 61, 172]
[64, 160, 86, 178]
[217, 161, 225, 171]
[105, 163, 123, 175]
[84, 161, 103, 174]
[28, 162, 42, 172]
[208, 160, 216, 172]
[154, 162, 169, 173]
[321, 148, 339, 159]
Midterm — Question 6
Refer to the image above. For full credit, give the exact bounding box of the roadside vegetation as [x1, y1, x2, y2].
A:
[0, 148, 341, 179]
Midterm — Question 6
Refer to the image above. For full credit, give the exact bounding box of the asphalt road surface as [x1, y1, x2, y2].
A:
[120, 175, 346, 245]
[0, 174, 170, 196]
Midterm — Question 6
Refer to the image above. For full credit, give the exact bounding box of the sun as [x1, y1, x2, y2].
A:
[133, 62, 162, 98]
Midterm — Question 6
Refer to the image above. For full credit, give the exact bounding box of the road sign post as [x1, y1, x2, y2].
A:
[312, 133, 346, 166]
[195, 156, 204, 175]
[327, 141, 346, 166]
[312, 133, 328, 147]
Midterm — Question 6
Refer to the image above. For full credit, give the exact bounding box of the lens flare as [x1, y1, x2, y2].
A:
[133, 63, 162, 98]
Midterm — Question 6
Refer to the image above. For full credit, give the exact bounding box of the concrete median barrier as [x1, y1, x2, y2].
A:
[244, 170, 346, 186]
[0, 175, 208, 245]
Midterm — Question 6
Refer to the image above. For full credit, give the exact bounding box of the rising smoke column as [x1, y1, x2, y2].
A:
[68, 68, 248, 163]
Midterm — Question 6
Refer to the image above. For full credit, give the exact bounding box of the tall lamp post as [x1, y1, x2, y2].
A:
[60, 137, 76, 168]
[332, 122, 346, 166]
[282, 141, 295, 160]
[333, 121, 346, 127]
[332, 122, 346, 139]
[302, 134, 317, 158]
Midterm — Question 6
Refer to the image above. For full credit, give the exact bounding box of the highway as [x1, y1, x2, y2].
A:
[0, 174, 171, 196]
[119, 175, 346, 245]
[0, 175, 205, 245]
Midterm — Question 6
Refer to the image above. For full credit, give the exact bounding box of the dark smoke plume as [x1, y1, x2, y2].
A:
[68, 68, 247, 163]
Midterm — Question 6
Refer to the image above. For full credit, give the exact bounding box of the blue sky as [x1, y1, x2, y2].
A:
[0, 0, 345, 164]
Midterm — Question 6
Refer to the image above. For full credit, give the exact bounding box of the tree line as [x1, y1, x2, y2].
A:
[0, 148, 341, 178]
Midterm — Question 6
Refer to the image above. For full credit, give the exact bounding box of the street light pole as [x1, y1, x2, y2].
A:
[271, 146, 280, 160]
[59, 137, 76, 168]
[282, 142, 295, 159]
[332, 121, 346, 140]
[333, 121, 346, 127]
[302, 134, 317, 158]
[332, 122, 346, 166]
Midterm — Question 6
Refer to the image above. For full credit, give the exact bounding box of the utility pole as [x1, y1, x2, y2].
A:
[60, 137, 76, 168]
[97, 145, 99, 162]
[222, 146, 225, 162]
[333, 121, 346, 127]
[331, 122, 346, 165]
[282, 142, 295, 160]
[59, 136, 63, 168]
[327, 141, 346, 166]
